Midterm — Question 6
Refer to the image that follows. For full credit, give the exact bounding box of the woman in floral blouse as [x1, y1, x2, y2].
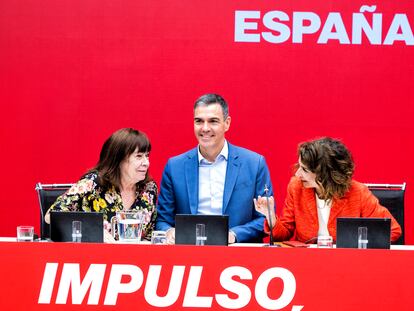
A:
[46, 128, 157, 240]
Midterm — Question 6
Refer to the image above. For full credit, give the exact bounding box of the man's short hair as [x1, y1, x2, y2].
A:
[194, 94, 229, 119]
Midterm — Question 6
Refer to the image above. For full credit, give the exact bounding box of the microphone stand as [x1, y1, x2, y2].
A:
[264, 184, 276, 247]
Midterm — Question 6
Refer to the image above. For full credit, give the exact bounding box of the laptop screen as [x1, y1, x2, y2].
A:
[336, 217, 391, 249]
[175, 214, 229, 246]
[50, 211, 104, 243]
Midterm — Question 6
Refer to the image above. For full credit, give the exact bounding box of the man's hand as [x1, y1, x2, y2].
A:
[228, 231, 237, 244]
[166, 228, 175, 244]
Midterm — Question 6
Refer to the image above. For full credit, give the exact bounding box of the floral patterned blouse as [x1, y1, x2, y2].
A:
[50, 172, 158, 240]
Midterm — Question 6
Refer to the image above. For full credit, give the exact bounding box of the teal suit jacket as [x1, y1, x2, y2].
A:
[156, 143, 273, 242]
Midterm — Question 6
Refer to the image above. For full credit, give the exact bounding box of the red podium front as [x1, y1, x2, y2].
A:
[0, 241, 413, 310]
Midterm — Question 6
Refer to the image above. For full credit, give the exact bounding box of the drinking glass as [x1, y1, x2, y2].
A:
[317, 235, 333, 248]
[17, 226, 34, 242]
[151, 231, 167, 244]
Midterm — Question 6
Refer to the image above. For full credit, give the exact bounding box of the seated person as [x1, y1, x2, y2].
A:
[255, 137, 401, 243]
[156, 94, 273, 243]
[45, 128, 157, 240]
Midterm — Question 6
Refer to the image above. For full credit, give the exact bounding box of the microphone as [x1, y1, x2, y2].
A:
[264, 184, 275, 247]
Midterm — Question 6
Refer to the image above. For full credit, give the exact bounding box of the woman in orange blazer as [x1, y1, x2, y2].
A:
[255, 137, 402, 243]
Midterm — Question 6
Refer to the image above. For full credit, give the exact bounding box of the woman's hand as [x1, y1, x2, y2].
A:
[254, 196, 277, 229]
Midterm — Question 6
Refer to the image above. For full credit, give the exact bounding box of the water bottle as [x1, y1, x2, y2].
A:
[358, 226, 368, 249]
[195, 223, 207, 246]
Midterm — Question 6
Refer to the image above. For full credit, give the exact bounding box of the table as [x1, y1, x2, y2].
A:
[0, 239, 413, 310]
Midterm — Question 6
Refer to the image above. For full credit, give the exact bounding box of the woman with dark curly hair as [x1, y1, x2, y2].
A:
[255, 137, 401, 243]
[45, 128, 157, 241]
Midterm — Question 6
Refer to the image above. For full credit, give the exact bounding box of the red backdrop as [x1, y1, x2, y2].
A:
[1, 0, 413, 242]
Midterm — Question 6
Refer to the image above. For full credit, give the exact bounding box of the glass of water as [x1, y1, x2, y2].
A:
[151, 231, 167, 244]
[317, 235, 333, 248]
[17, 226, 34, 242]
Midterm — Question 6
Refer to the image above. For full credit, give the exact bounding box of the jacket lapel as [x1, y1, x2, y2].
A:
[329, 195, 347, 226]
[222, 144, 240, 214]
[185, 149, 199, 214]
[303, 188, 318, 229]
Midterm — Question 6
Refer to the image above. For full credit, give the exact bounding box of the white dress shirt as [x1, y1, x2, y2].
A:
[316, 194, 332, 236]
[197, 141, 228, 215]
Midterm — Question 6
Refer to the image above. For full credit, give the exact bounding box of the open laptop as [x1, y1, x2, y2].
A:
[175, 214, 229, 246]
[336, 217, 391, 249]
[50, 211, 104, 243]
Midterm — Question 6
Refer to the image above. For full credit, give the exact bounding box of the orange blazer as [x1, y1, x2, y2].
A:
[266, 177, 402, 243]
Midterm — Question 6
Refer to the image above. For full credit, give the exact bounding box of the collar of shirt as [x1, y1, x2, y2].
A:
[198, 140, 229, 165]
[197, 141, 228, 216]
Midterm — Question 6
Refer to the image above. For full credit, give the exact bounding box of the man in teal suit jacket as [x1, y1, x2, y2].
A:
[156, 94, 273, 243]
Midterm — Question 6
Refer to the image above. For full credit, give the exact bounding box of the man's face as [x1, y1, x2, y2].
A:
[194, 103, 231, 155]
